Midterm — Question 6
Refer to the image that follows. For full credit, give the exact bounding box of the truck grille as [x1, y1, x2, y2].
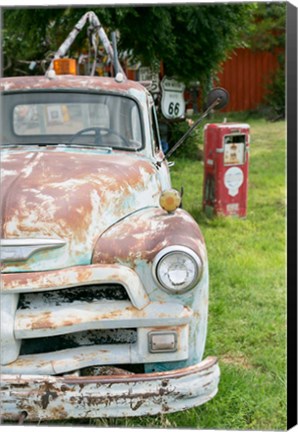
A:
[2, 265, 191, 375]
[18, 283, 130, 309]
[20, 328, 138, 355]
[17, 284, 134, 356]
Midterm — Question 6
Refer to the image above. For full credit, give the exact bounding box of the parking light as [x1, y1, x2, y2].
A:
[148, 331, 177, 353]
[53, 58, 77, 75]
[159, 189, 181, 213]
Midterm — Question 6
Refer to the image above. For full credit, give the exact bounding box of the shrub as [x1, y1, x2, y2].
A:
[264, 55, 285, 120]
[162, 118, 202, 160]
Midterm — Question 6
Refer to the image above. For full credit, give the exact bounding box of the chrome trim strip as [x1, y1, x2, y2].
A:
[2, 264, 149, 310]
[15, 300, 191, 339]
[0, 238, 66, 262]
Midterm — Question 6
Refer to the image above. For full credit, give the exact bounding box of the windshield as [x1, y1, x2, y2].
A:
[1, 92, 143, 150]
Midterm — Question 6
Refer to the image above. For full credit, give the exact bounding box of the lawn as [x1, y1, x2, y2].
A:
[92, 114, 287, 430]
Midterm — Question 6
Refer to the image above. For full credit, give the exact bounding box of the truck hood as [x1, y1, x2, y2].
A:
[1, 147, 161, 272]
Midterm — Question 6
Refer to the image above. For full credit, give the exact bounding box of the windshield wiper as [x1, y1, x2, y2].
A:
[1, 142, 113, 152]
[50, 143, 113, 153]
[1, 143, 23, 148]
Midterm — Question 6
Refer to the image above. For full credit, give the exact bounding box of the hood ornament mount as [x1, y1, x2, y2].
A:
[0, 238, 66, 263]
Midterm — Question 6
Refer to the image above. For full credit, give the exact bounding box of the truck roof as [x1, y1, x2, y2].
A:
[0, 74, 148, 96]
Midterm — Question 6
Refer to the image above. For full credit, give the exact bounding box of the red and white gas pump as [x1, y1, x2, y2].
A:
[203, 123, 250, 218]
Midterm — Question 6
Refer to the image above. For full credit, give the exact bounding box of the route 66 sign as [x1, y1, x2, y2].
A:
[161, 77, 185, 119]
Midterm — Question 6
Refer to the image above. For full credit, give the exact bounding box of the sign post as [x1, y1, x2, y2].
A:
[161, 77, 185, 120]
[138, 67, 160, 95]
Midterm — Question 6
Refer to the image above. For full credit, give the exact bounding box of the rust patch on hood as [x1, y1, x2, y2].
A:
[1, 149, 160, 270]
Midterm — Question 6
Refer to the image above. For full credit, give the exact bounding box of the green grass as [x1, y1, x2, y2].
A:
[169, 116, 286, 430]
[181, 116, 286, 430]
[92, 115, 286, 430]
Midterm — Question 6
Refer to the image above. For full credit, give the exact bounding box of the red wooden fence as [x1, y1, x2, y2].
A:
[216, 47, 282, 112]
[125, 47, 283, 113]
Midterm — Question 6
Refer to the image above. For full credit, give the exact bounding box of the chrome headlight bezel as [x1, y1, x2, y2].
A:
[152, 245, 203, 294]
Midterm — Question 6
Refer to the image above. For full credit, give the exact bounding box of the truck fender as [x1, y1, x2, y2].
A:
[92, 207, 207, 266]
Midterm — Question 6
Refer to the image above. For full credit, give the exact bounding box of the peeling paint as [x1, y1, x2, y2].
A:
[1, 357, 220, 421]
[0, 74, 218, 420]
[93, 207, 207, 266]
[1, 150, 161, 272]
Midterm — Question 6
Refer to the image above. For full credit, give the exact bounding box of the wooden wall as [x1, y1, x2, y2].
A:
[216, 47, 282, 112]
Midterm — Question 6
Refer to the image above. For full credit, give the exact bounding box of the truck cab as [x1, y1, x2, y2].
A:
[0, 72, 219, 421]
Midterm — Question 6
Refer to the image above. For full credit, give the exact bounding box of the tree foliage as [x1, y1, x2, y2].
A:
[2, 4, 255, 81]
[241, 2, 286, 51]
[240, 2, 286, 119]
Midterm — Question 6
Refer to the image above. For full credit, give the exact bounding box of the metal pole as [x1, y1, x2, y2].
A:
[111, 32, 119, 76]
[48, 12, 89, 71]
[47, 11, 126, 78]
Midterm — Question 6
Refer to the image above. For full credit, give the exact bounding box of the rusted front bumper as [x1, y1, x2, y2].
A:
[0, 357, 219, 421]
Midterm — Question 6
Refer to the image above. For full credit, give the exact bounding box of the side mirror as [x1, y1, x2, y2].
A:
[206, 87, 229, 111]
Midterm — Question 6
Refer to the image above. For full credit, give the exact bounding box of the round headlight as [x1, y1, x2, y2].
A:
[152, 246, 203, 294]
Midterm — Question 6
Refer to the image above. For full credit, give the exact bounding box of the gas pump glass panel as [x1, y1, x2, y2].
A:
[7, 92, 143, 150]
[223, 134, 246, 166]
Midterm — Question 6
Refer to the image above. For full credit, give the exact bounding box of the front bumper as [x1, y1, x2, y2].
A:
[0, 357, 219, 421]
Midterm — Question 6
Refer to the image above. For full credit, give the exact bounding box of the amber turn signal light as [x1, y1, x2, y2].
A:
[159, 189, 181, 213]
[53, 58, 77, 75]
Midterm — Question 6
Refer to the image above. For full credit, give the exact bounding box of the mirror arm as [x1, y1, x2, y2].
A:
[164, 97, 221, 160]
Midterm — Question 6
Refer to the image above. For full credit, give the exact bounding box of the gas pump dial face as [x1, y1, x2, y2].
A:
[223, 134, 246, 166]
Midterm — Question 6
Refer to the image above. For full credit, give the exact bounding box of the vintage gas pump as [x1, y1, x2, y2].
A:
[203, 123, 250, 217]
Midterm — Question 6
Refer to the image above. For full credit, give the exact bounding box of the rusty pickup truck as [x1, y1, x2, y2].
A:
[0, 72, 220, 422]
